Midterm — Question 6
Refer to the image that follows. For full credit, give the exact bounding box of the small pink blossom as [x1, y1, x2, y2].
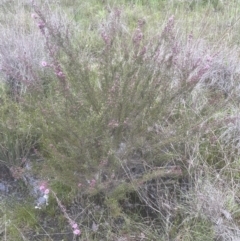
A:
[41, 61, 47, 67]
[44, 189, 50, 194]
[206, 55, 213, 63]
[39, 181, 48, 192]
[39, 185, 46, 192]
[38, 21, 45, 29]
[57, 71, 65, 78]
[31, 13, 38, 19]
[204, 64, 210, 70]
[57, 71, 63, 76]
[73, 229, 81, 235]
[51, 191, 81, 236]
[72, 223, 78, 229]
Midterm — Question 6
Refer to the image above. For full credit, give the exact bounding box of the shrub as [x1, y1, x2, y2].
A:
[1, 1, 240, 240]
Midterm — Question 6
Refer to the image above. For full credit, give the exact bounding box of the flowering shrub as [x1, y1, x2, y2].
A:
[35, 182, 81, 236]
[1, 1, 240, 240]
[25, 4, 240, 238]
[51, 190, 81, 236]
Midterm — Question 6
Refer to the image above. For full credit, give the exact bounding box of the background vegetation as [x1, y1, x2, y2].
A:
[1, 0, 240, 240]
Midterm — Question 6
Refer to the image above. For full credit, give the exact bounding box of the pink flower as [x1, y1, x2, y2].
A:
[39, 181, 48, 193]
[39, 185, 46, 192]
[72, 223, 78, 229]
[31, 13, 38, 19]
[38, 21, 45, 29]
[41, 61, 47, 67]
[204, 64, 210, 71]
[44, 189, 50, 194]
[57, 71, 64, 78]
[206, 55, 213, 63]
[73, 229, 81, 235]
[51, 190, 81, 236]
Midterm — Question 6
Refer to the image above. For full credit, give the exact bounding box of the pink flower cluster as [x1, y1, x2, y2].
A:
[31, 13, 45, 35]
[32, 11, 66, 84]
[51, 190, 81, 236]
[40, 60, 66, 81]
[71, 222, 81, 235]
[34, 182, 50, 209]
[54, 65, 66, 83]
[39, 182, 50, 195]
[36, 182, 81, 236]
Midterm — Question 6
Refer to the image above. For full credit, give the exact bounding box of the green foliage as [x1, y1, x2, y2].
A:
[0, 96, 41, 167]
[11, 205, 38, 229]
[180, 217, 215, 241]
